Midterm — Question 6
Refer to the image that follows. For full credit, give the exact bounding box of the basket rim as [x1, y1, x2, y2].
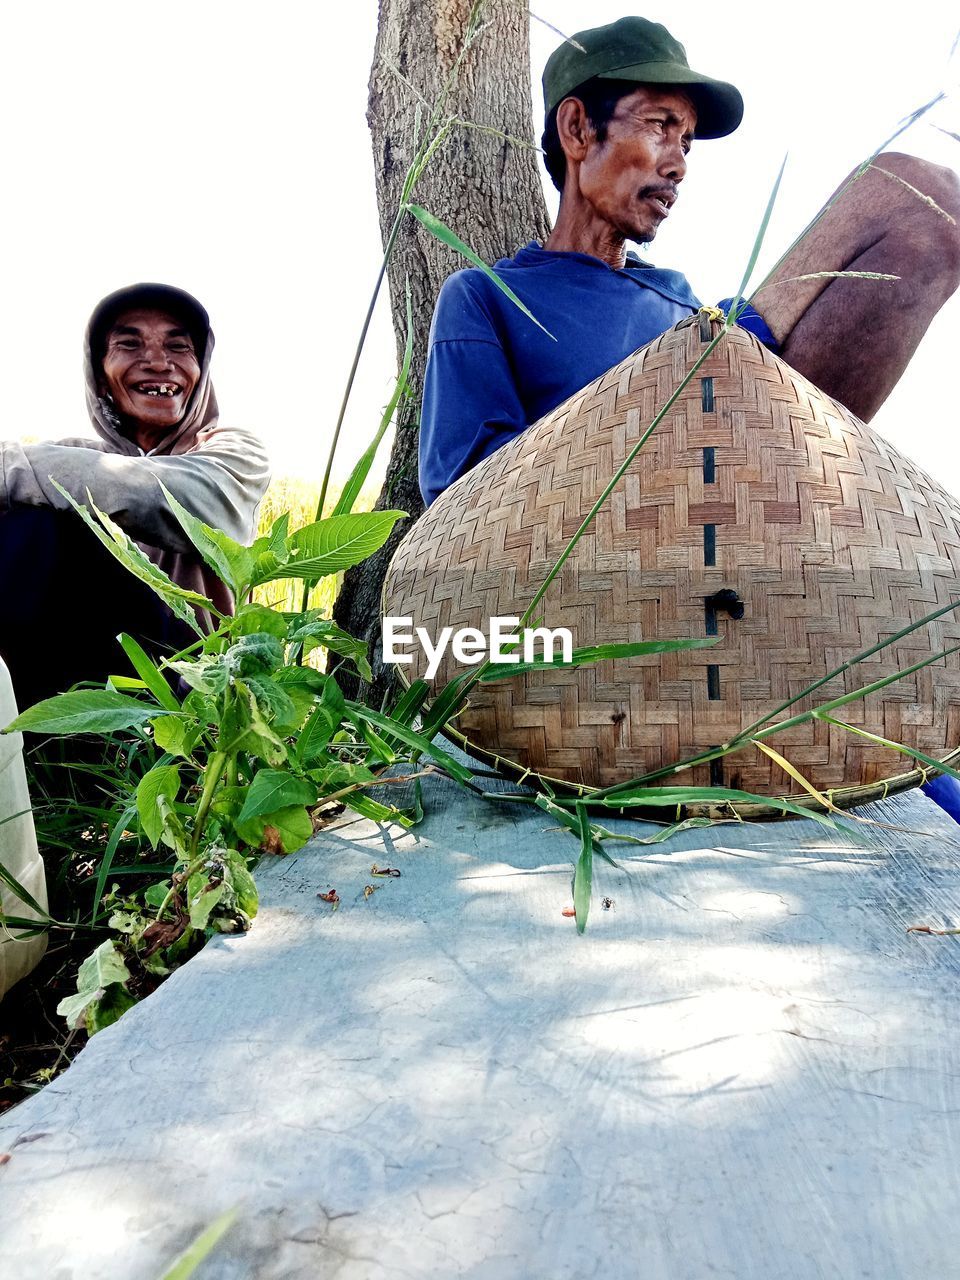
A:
[384, 647, 959, 819]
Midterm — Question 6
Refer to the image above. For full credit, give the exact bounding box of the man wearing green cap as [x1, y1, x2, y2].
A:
[418, 15, 960, 507]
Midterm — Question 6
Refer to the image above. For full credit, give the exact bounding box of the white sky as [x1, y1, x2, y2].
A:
[3, 1, 959, 489]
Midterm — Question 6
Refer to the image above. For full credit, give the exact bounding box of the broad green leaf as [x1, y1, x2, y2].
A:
[266, 682, 316, 734]
[231, 602, 290, 639]
[136, 764, 181, 849]
[76, 937, 131, 991]
[294, 675, 346, 764]
[5, 689, 166, 736]
[275, 665, 328, 694]
[211, 785, 246, 823]
[224, 634, 285, 678]
[270, 511, 407, 584]
[237, 769, 318, 825]
[118, 634, 181, 712]
[236, 805, 314, 854]
[157, 1208, 239, 1280]
[406, 203, 555, 339]
[151, 715, 202, 760]
[244, 514, 293, 587]
[333, 280, 414, 517]
[573, 804, 594, 935]
[167, 654, 229, 696]
[159, 483, 254, 598]
[51, 481, 211, 633]
[480, 636, 718, 681]
[183, 689, 219, 726]
[144, 881, 171, 909]
[59, 938, 132, 1023]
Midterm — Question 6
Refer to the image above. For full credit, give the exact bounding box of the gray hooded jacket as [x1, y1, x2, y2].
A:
[0, 283, 271, 624]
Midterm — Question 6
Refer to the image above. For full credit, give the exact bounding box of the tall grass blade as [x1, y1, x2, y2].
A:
[754, 93, 944, 301]
[755, 642, 960, 740]
[0, 858, 53, 920]
[589, 783, 869, 841]
[349, 705, 474, 783]
[390, 679, 431, 726]
[156, 1207, 239, 1280]
[814, 713, 960, 783]
[406, 203, 555, 338]
[478, 636, 717, 681]
[727, 153, 787, 324]
[333, 281, 415, 518]
[752, 740, 836, 810]
[118, 634, 181, 713]
[91, 803, 139, 923]
[739, 597, 960, 740]
[573, 803, 593, 934]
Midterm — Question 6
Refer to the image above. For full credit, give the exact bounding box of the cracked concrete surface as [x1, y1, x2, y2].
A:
[2, 771, 960, 1278]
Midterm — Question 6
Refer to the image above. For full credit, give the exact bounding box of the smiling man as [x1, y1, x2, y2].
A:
[0, 283, 270, 706]
[418, 16, 960, 506]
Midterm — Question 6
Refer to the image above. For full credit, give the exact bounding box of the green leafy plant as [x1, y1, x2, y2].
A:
[4, 488, 453, 1029]
[3, 10, 956, 1075]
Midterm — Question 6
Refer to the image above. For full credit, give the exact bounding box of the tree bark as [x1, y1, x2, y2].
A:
[333, 0, 550, 702]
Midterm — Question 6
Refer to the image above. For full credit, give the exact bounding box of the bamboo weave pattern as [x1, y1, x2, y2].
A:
[384, 316, 960, 795]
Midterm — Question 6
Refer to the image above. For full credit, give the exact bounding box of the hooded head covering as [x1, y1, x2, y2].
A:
[84, 282, 220, 456]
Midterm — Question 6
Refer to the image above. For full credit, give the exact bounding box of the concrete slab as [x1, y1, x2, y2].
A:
[2, 771, 960, 1279]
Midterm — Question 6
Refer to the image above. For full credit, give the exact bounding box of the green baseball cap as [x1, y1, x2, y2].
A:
[543, 16, 743, 139]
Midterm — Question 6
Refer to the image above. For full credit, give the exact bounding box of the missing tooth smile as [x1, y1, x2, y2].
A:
[133, 382, 180, 397]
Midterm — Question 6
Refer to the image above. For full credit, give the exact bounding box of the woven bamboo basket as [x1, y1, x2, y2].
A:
[384, 314, 960, 813]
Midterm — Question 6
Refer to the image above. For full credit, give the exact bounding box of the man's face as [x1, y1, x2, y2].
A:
[101, 308, 201, 436]
[576, 86, 696, 244]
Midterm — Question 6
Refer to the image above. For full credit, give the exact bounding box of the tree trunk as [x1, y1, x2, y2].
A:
[333, 0, 550, 702]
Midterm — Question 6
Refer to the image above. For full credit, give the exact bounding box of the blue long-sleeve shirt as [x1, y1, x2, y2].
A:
[419, 241, 777, 505]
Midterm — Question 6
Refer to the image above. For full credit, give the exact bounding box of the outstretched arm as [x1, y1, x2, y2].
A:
[0, 425, 271, 552]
